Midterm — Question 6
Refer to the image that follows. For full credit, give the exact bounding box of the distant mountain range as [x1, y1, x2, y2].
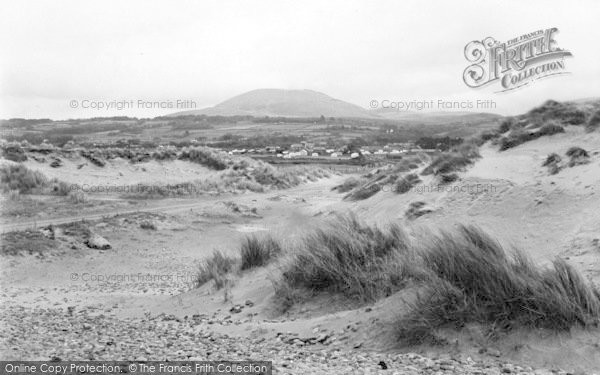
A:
[170, 88, 501, 121]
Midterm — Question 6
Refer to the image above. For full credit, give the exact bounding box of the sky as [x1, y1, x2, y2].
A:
[1, 0, 599, 119]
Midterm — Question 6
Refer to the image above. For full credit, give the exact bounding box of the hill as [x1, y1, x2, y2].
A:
[171, 89, 376, 118]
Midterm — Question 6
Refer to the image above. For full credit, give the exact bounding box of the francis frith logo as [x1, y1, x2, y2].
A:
[463, 27, 572, 92]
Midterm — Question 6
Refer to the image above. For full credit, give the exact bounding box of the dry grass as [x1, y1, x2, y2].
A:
[542, 153, 562, 175]
[397, 225, 600, 344]
[277, 214, 419, 301]
[240, 234, 282, 270]
[195, 250, 237, 289]
[421, 153, 472, 176]
[332, 177, 364, 193]
[394, 173, 421, 194]
[0, 163, 69, 195]
[566, 146, 590, 167]
[586, 110, 600, 132]
[343, 184, 380, 201]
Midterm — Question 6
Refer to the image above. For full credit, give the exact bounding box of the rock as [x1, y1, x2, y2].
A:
[229, 305, 243, 314]
[85, 233, 111, 250]
[378, 361, 388, 370]
[244, 300, 254, 307]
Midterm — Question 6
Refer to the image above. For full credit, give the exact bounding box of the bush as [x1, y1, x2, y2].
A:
[195, 250, 237, 289]
[397, 225, 600, 344]
[240, 234, 282, 270]
[278, 214, 416, 302]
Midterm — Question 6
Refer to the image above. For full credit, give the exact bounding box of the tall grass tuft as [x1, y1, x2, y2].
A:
[397, 225, 600, 344]
[0, 163, 69, 195]
[278, 214, 418, 301]
[240, 234, 282, 270]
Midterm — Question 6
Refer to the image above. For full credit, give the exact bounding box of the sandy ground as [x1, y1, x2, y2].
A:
[2, 128, 600, 373]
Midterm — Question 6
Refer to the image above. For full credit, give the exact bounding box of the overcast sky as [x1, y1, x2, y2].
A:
[1, 0, 599, 119]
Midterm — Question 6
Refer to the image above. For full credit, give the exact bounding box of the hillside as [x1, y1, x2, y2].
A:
[171, 89, 376, 118]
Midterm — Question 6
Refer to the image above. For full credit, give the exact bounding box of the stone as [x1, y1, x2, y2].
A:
[84, 233, 111, 250]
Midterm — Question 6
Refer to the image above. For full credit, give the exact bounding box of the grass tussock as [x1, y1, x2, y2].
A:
[343, 183, 380, 201]
[566, 146, 590, 167]
[542, 153, 562, 175]
[397, 225, 600, 344]
[240, 234, 282, 270]
[0, 163, 69, 195]
[195, 250, 237, 289]
[278, 214, 418, 301]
